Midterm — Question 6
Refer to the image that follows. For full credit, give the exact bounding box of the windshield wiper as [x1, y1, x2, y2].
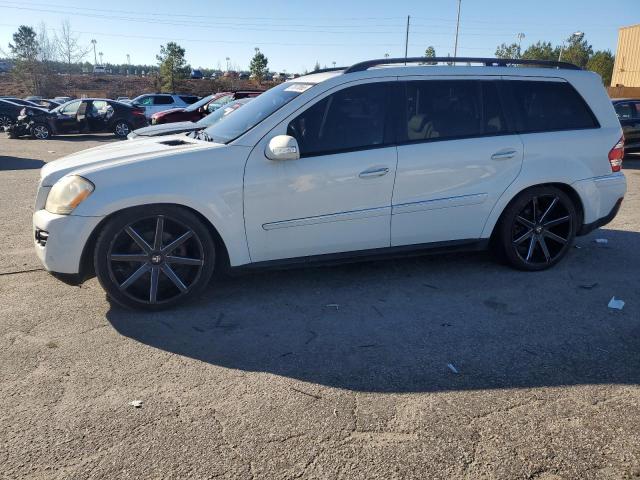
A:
[195, 130, 213, 142]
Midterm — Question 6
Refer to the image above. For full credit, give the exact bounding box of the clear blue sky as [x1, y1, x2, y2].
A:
[0, 0, 638, 73]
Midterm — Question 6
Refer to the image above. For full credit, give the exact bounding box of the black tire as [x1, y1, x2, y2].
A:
[31, 123, 52, 140]
[0, 115, 13, 129]
[94, 205, 216, 310]
[497, 186, 577, 271]
[113, 120, 131, 138]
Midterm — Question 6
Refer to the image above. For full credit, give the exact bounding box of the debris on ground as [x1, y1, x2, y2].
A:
[447, 363, 459, 374]
[608, 297, 625, 310]
[579, 282, 599, 290]
[595, 238, 609, 245]
[291, 387, 321, 400]
[574, 244, 582, 249]
[325, 304, 339, 310]
[47, 150, 55, 154]
[128, 400, 143, 408]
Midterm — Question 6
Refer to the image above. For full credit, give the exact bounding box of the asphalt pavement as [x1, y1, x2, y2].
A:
[1, 135, 639, 479]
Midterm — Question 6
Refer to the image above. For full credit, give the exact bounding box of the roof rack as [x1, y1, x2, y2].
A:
[344, 57, 581, 73]
[307, 66, 348, 74]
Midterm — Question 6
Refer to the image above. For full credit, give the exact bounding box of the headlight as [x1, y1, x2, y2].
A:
[45, 176, 94, 215]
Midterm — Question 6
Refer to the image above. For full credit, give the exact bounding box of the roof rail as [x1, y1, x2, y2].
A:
[309, 66, 348, 74]
[344, 57, 581, 73]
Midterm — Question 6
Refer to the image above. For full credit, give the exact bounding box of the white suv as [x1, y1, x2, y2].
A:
[33, 57, 627, 310]
[129, 93, 200, 118]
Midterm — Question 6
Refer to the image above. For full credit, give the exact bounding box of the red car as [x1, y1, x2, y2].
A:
[150, 90, 263, 125]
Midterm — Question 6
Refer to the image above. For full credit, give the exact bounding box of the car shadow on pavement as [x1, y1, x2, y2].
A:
[0, 156, 45, 171]
[106, 229, 640, 393]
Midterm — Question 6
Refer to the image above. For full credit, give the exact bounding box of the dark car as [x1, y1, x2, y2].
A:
[150, 90, 262, 125]
[7, 98, 147, 139]
[612, 99, 640, 153]
[190, 69, 204, 79]
[1, 97, 42, 108]
[0, 98, 35, 128]
[129, 98, 253, 139]
[32, 99, 62, 110]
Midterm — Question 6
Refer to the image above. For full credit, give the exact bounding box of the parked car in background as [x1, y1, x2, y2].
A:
[612, 98, 640, 153]
[191, 69, 204, 79]
[24, 95, 44, 102]
[150, 90, 262, 125]
[130, 93, 200, 119]
[116, 96, 130, 102]
[33, 99, 62, 110]
[52, 96, 74, 104]
[239, 72, 250, 80]
[7, 98, 147, 139]
[0, 98, 43, 108]
[0, 98, 35, 128]
[128, 97, 253, 139]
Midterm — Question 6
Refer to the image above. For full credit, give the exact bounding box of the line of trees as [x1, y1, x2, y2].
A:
[494, 33, 615, 85]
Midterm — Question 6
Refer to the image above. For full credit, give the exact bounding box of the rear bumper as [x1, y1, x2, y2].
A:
[572, 173, 626, 236]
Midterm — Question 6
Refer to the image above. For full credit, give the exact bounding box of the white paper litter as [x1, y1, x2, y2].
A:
[595, 238, 609, 245]
[47, 150, 55, 154]
[608, 297, 625, 310]
[447, 363, 459, 374]
[128, 400, 143, 408]
[325, 304, 339, 310]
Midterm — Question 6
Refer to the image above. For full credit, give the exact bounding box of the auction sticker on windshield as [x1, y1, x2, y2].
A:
[284, 83, 314, 93]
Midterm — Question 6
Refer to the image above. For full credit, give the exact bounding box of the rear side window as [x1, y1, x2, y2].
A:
[507, 80, 598, 133]
[179, 95, 199, 104]
[402, 80, 508, 142]
[287, 82, 392, 157]
[153, 96, 174, 105]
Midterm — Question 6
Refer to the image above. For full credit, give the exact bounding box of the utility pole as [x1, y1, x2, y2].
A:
[454, 0, 462, 58]
[516, 32, 525, 56]
[91, 39, 97, 65]
[404, 15, 410, 63]
[99, 52, 103, 65]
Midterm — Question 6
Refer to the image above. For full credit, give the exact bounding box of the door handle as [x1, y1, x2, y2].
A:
[359, 167, 390, 178]
[491, 150, 518, 160]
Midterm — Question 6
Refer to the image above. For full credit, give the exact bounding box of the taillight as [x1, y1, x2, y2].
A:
[132, 108, 145, 116]
[608, 136, 624, 172]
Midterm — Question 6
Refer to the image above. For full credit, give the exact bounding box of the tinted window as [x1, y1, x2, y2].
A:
[153, 96, 174, 105]
[179, 95, 199, 104]
[508, 81, 597, 133]
[287, 82, 391, 157]
[614, 102, 640, 119]
[136, 96, 153, 106]
[403, 80, 507, 142]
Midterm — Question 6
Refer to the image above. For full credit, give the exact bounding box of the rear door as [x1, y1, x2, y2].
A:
[391, 78, 523, 246]
[86, 100, 112, 132]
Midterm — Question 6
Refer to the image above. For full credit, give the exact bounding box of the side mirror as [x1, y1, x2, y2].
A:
[265, 135, 300, 161]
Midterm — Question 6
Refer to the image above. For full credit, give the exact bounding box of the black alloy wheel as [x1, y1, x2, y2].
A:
[95, 206, 216, 310]
[499, 186, 577, 270]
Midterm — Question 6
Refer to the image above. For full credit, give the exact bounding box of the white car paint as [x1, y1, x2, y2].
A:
[34, 65, 626, 277]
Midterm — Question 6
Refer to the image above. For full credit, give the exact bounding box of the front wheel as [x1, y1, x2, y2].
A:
[94, 206, 216, 310]
[0, 115, 13, 129]
[31, 123, 52, 140]
[497, 186, 577, 271]
[113, 120, 131, 138]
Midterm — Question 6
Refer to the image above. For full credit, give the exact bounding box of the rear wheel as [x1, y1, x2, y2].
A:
[94, 205, 216, 310]
[31, 123, 51, 140]
[113, 120, 131, 138]
[0, 115, 12, 129]
[498, 186, 577, 271]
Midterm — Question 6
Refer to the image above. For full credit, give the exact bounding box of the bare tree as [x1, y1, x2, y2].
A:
[37, 23, 57, 63]
[56, 19, 89, 72]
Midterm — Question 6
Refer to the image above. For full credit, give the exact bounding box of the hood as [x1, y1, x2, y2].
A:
[131, 121, 199, 138]
[40, 135, 220, 186]
[153, 107, 186, 118]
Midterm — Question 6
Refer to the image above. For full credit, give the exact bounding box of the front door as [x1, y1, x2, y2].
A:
[55, 100, 82, 133]
[244, 80, 399, 263]
[86, 100, 111, 132]
[392, 78, 523, 246]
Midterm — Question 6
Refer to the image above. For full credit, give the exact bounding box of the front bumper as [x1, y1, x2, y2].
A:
[572, 173, 626, 236]
[33, 209, 103, 276]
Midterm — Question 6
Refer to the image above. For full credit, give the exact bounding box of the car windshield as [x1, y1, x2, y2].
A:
[184, 94, 214, 112]
[195, 98, 253, 128]
[202, 82, 314, 143]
